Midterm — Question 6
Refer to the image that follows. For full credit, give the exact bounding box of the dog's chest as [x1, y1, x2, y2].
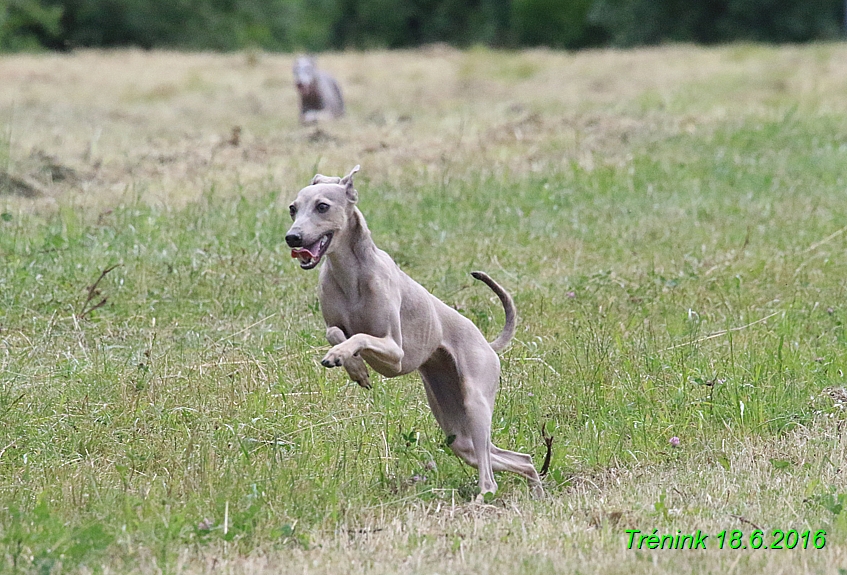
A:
[320, 284, 385, 337]
[337, 305, 380, 335]
[300, 89, 323, 110]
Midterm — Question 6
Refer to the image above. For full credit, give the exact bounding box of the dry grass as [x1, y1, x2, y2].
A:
[164, 422, 847, 574]
[2, 44, 847, 211]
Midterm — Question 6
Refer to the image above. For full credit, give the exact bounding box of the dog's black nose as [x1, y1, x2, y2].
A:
[285, 232, 303, 248]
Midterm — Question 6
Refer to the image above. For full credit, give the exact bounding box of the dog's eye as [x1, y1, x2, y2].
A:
[289, 205, 297, 220]
[316, 202, 330, 214]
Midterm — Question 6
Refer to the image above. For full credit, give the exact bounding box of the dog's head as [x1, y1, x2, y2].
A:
[292, 56, 317, 95]
[285, 165, 360, 270]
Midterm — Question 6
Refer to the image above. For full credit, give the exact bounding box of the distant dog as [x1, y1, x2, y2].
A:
[292, 56, 345, 124]
[285, 166, 544, 498]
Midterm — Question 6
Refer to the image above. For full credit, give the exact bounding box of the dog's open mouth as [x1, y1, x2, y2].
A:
[291, 233, 332, 269]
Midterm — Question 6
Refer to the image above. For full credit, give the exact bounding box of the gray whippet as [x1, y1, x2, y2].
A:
[285, 166, 543, 497]
[292, 55, 345, 124]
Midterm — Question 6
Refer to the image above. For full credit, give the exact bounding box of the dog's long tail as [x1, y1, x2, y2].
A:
[471, 271, 517, 353]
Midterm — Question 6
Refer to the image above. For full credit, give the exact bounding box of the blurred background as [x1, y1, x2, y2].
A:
[1, 0, 845, 53]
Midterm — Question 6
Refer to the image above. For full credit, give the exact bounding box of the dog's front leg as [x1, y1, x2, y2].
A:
[321, 332, 404, 376]
[325, 327, 371, 389]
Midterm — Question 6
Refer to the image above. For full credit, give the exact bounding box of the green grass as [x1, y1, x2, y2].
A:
[3, 46, 847, 573]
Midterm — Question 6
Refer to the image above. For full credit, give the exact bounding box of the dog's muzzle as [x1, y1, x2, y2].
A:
[290, 232, 332, 270]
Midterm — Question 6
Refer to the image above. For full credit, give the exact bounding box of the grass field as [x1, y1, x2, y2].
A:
[2, 43, 847, 573]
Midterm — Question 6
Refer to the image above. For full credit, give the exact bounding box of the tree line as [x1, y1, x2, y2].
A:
[1, 0, 844, 52]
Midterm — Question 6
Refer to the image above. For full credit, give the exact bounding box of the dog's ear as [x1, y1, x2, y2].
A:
[341, 165, 360, 203]
[311, 174, 341, 185]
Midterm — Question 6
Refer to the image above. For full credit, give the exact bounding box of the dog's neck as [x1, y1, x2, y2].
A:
[323, 208, 377, 294]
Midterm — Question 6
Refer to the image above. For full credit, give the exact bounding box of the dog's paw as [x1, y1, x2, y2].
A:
[345, 356, 371, 389]
[320, 355, 342, 368]
[530, 482, 546, 499]
[321, 346, 350, 368]
[354, 373, 372, 389]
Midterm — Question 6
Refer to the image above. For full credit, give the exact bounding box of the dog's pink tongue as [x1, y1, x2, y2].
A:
[291, 248, 316, 259]
[291, 238, 322, 262]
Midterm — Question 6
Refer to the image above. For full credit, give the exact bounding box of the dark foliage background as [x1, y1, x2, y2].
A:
[0, 0, 844, 52]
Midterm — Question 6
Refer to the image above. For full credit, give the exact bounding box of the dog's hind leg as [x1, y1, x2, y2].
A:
[490, 445, 544, 497]
[326, 326, 371, 389]
[463, 391, 498, 497]
[419, 352, 498, 496]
